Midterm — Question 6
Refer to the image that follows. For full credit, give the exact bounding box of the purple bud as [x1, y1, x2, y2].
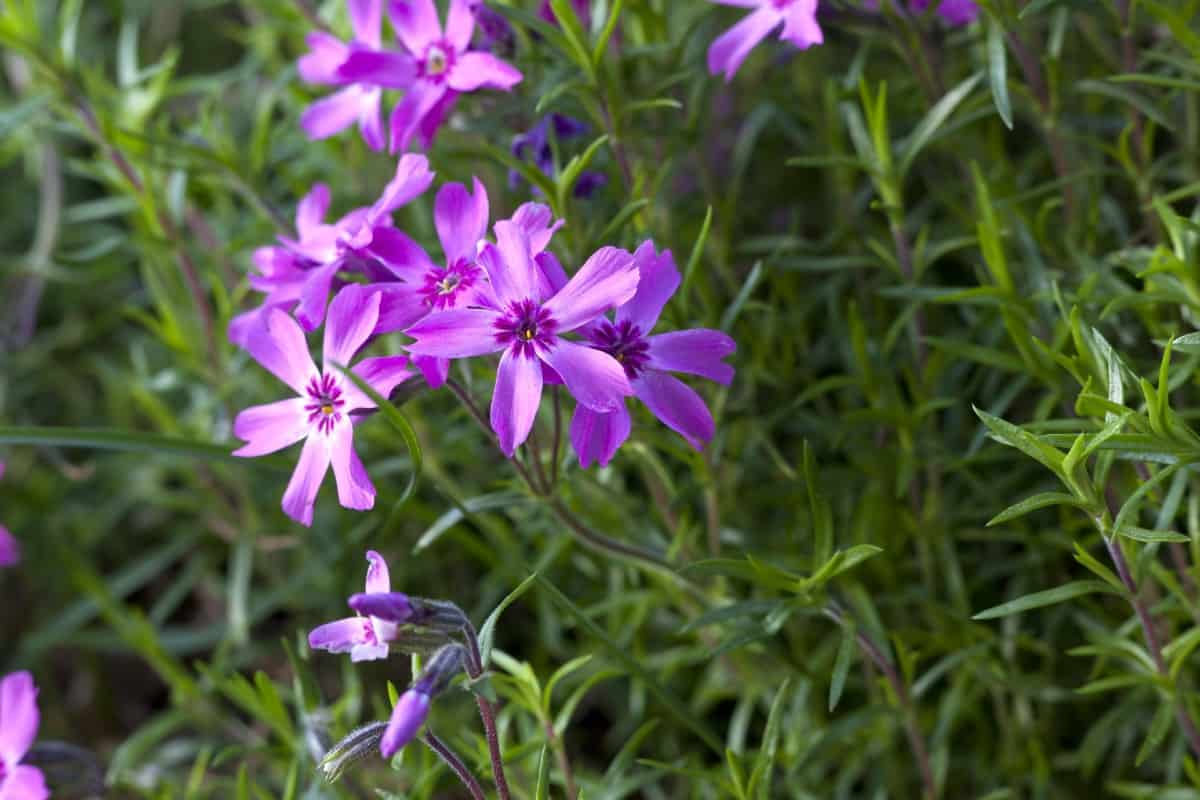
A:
[573, 171, 608, 199]
[348, 591, 414, 624]
[380, 689, 431, 759]
[549, 113, 588, 139]
[473, 5, 516, 55]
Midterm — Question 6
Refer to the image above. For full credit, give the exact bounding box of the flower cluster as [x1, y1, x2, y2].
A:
[0, 672, 47, 800]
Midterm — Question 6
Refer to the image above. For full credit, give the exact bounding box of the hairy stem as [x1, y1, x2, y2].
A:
[422, 731, 487, 800]
[461, 621, 514, 800]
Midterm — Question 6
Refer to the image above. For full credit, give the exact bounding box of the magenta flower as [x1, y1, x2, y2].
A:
[308, 550, 401, 661]
[571, 243, 735, 467]
[910, 0, 978, 25]
[707, 0, 822, 82]
[336, 0, 523, 152]
[229, 154, 434, 341]
[298, 0, 389, 150]
[405, 221, 638, 456]
[0, 672, 48, 800]
[233, 286, 413, 526]
[0, 463, 16, 568]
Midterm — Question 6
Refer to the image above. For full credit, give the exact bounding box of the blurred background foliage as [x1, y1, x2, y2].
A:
[3, 0, 1200, 797]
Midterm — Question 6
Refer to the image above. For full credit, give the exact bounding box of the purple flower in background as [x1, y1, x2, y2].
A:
[910, 0, 978, 25]
[538, 0, 591, 28]
[572, 243, 735, 467]
[380, 688, 430, 757]
[510, 115, 607, 199]
[405, 221, 638, 456]
[472, 3, 515, 55]
[707, 0, 822, 81]
[0, 672, 48, 800]
[299, 0, 388, 150]
[0, 463, 16, 568]
[337, 0, 523, 152]
[308, 551, 402, 661]
[229, 154, 434, 341]
[233, 287, 413, 526]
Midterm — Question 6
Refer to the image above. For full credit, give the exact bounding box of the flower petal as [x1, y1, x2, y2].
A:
[435, 178, 490, 264]
[570, 403, 631, 468]
[337, 48, 418, 89]
[296, 183, 331, 240]
[350, 642, 390, 662]
[330, 424, 375, 511]
[388, 80, 448, 153]
[414, 354, 451, 388]
[2, 765, 48, 800]
[367, 227, 436, 283]
[324, 286, 382, 370]
[780, 0, 823, 48]
[490, 220, 537, 306]
[358, 88, 386, 151]
[706, 6, 782, 82]
[491, 347, 544, 456]
[447, 51, 523, 92]
[633, 370, 715, 449]
[380, 689, 431, 758]
[364, 549, 391, 593]
[510, 202, 562, 255]
[344, 355, 414, 410]
[300, 85, 371, 140]
[281, 435, 332, 526]
[298, 32, 350, 84]
[444, 0, 477, 50]
[233, 398, 310, 457]
[245, 308, 320, 396]
[535, 251, 569, 302]
[348, 0, 383, 47]
[646, 329, 736, 385]
[365, 153, 436, 228]
[615, 241, 680, 332]
[415, 87, 458, 149]
[406, 308, 503, 357]
[387, 0, 442, 54]
[372, 283, 430, 335]
[543, 246, 639, 332]
[308, 617, 371, 653]
[0, 671, 39, 764]
[539, 340, 631, 413]
[0, 526, 19, 568]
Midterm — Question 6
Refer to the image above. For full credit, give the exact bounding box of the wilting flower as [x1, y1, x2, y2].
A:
[309, 551, 403, 661]
[0, 672, 48, 800]
[572, 242, 736, 467]
[233, 286, 413, 525]
[0, 463, 16, 568]
[406, 221, 638, 456]
[510, 114, 607, 199]
[298, 0, 389, 150]
[910, 0, 978, 25]
[380, 644, 465, 758]
[229, 155, 434, 341]
[337, 0, 523, 152]
[707, 0, 822, 81]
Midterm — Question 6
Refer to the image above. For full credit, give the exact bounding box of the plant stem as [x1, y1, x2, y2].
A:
[422, 730, 486, 800]
[461, 620, 514, 800]
[550, 387, 563, 488]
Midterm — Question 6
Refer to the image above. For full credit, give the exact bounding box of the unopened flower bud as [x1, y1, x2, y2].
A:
[379, 689, 431, 759]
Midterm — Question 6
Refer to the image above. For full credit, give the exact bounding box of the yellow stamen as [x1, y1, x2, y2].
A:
[321, 404, 334, 415]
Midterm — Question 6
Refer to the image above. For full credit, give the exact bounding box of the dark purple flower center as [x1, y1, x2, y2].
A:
[0, 758, 7, 780]
[304, 373, 346, 435]
[495, 299, 558, 358]
[420, 259, 480, 310]
[589, 320, 650, 378]
[420, 42, 455, 82]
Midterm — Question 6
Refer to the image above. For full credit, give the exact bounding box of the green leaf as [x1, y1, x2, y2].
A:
[973, 580, 1121, 620]
[828, 621, 855, 712]
[747, 678, 791, 800]
[556, 133, 609, 209]
[987, 492, 1091, 526]
[986, 20, 1013, 129]
[1115, 526, 1190, 543]
[1135, 700, 1174, 766]
[681, 205, 713, 308]
[478, 573, 538, 667]
[899, 72, 983, 177]
[0, 425, 281, 468]
[549, 0, 596, 82]
[414, 491, 526, 552]
[973, 407, 1065, 475]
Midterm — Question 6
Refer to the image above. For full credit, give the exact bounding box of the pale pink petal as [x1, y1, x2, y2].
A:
[706, 6, 782, 82]
[538, 340, 631, 413]
[245, 309, 320, 396]
[330, 424, 375, 511]
[535, 251, 569, 302]
[323, 287, 382, 370]
[364, 549, 391, 593]
[281, 435, 332, 526]
[233, 398, 311, 457]
[296, 183, 331, 240]
[337, 48, 418, 89]
[342, 355, 413, 410]
[349, 0, 384, 47]
[447, 51, 523, 92]
[387, 0, 443, 54]
[365, 153, 436, 228]
[646, 329, 736, 385]
[300, 86, 371, 140]
[351, 642, 390, 662]
[543, 246, 639, 332]
[358, 87, 386, 151]
[616, 241, 680, 332]
[405, 308, 503, 357]
[308, 617, 371, 653]
[633, 370, 714, 449]
[510, 202, 563, 255]
[435, 178, 489, 264]
[388, 81, 448, 153]
[298, 32, 350, 84]
[0, 526, 18, 568]
[491, 348, 544, 456]
[491, 221, 537, 306]
[571, 403, 631, 468]
[0, 671, 39, 764]
[780, 0, 822, 48]
[444, 0, 477, 50]
[1, 765, 48, 800]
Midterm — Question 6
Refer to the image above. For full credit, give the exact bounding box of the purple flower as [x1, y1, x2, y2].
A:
[309, 551, 402, 661]
[336, 0, 523, 152]
[706, 0, 822, 82]
[0, 463, 16, 569]
[510, 115, 607, 199]
[380, 688, 430, 758]
[910, 0, 978, 25]
[0, 672, 48, 800]
[299, 0, 389, 150]
[229, 154, 434, 341]
[405, 221, 638, 456]
[571, 242, 735, 467]
[233, 286, 413, 526]
[472, 4, 515, 55]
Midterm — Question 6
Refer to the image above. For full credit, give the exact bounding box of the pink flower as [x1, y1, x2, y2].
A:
[706, 0, 822, 82]
[308, 551, 402, 661]
[233, 286, 414, 526]
[0, 463, 17, 568]
[336, 0, 523, 152]
[0, 672, 48, 800]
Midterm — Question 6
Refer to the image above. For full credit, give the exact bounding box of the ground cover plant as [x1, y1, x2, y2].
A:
[3, 0, 1200, 797]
